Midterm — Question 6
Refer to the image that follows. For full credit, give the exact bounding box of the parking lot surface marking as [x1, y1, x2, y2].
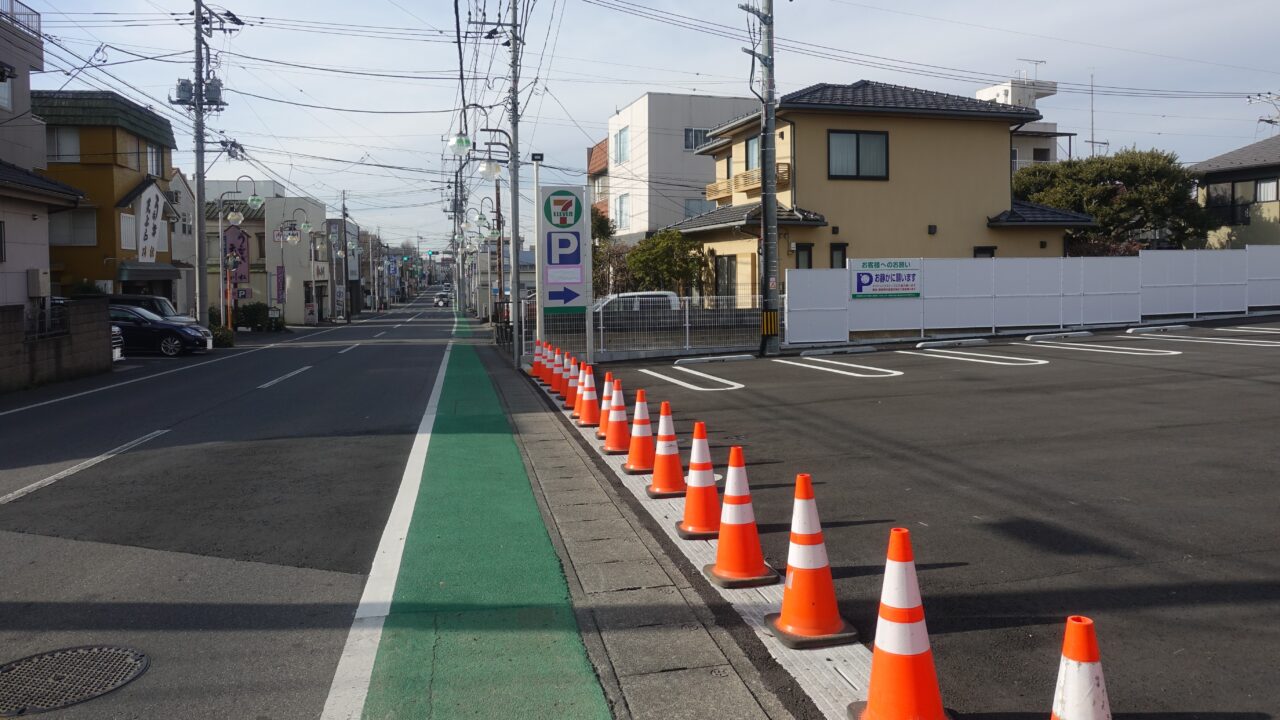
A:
[1132, 334, 1280, 347]
[773, 358, 904, 378]
[895, 348, 1049, 366]
[257, 366, 313, 389]
[1011, 341, 1182, 356]
[0, 429, 169, 505]
[639, 365, 745, 391]
[1215, 326, 1280, 334]
[339, 344, 360, 354]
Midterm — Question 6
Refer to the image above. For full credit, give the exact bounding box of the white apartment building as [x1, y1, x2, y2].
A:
[975, 77, 1075, 173]
[605, 92, 758, 243]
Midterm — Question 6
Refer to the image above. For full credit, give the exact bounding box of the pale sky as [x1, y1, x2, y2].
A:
[29, 0, 1280, 249]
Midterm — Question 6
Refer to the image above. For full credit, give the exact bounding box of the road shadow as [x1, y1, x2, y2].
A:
[757, 518, 892, 534]
[983, 517, 1129, 558]
[829, 561, 967, 580]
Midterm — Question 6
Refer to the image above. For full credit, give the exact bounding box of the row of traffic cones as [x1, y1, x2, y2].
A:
[530, 342, 1112, 720]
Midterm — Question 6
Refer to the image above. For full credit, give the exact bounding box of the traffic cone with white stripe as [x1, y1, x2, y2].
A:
[623, 390, 654, 473]
[767, 473, 858, 650]
[575, 367, 601, 427]
[556, 353, 571, 399]
[646, 402, 685, 498]
[571, 364, 588, 418]
[704, 446, 779, 588]
[1049, 616, 1110, 720]
[676, 421, 719, 539]
[538, 344, 553, 385]
[563, 359, 579, 410]
[847, 527, 948, 719]
[603, 381, 630, 453]
[548, 349, 562, 393]
[531, 342, 543, 379]
[596, 372, 614, 439]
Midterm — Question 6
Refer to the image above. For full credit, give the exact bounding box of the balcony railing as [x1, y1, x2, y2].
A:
[0, 0, 40, 37]
[705, 178, 733, 201]
[730, 163, 791, 193]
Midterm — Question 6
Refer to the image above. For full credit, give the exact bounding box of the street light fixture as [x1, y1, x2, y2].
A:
[446, 133, 472, 156]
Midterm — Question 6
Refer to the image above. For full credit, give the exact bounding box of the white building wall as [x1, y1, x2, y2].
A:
[263, 196, 326, 325]
[0, 197, 52, 308]
[608, 93, 757, 243]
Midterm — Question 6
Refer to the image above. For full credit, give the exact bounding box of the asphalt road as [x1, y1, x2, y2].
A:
[0, 294, 453, 719]
[603, 322, 1280, 717]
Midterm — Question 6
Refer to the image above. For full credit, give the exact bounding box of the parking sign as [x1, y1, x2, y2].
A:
[536, 186, 591, 312]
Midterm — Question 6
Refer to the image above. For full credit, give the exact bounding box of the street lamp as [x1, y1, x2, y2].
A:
[446, 133, 472, 156]
[216, 175, 260, 327]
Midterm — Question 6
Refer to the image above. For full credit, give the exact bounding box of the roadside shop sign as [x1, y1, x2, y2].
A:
[851, 258, 921, 299]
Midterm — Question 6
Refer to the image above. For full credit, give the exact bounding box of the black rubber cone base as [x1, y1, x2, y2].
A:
[847, 702, 954, 720]
[623, 465, 652, 475]
[764, 613, 859, 649]
[645, 485, 685, 498]
[675, 521, 718, 540]
[703, 563, 781, 589]
[603, 446, 629, 456]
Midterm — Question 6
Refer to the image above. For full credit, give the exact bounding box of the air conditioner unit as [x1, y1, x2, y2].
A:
[27, 268, 51, 298]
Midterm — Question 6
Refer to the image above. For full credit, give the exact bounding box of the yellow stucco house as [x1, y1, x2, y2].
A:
[1192, 134, 1280, 249]
[667, 81, 1094, 298]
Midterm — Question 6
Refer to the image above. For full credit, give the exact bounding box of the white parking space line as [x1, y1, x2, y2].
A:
[638, 366, 745, 391]
[1216, 326, 1280, 334]
[1011, 341, 1181, 356]
[896, 348, 1048, 366]
[338, 344, 360, 354]
[1132, 334, 1280, 348]
[374, 331, 386, 338]
[257, 366, 312, 389]
[773, 358, 904, 378]
[0, 429, 170, 505]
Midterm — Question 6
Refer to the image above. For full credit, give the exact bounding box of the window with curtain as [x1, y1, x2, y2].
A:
[745, 136, 760, 171]
[683, 198, 715, 219]
[828, 130, 888, 179]
[1257, 179, 1279, 203]
[47, 127, 80, 162]
[613, 126, 629, 163]
[684, 128, 709, 151]
[614, 193, 630, 229]
[796, 243, 813, 269]
[830, 243, 847, 269]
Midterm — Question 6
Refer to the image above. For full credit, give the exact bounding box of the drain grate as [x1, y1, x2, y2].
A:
[0, 646, 149, 717]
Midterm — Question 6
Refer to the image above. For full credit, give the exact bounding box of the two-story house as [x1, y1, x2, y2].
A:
[1192, 134, 1280, 249]
[31, 90, 179, 298]
[669, 80, 1094, 298]
[0, 5, 83, 318]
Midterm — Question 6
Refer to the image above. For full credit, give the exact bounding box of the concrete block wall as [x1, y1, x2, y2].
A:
[0, 298, 112, 394]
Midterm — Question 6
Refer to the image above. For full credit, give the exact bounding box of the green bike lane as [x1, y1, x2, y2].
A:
[354, 320, 610, 720]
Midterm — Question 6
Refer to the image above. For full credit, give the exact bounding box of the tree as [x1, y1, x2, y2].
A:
[1013, 149, 1219, 256]
[626, 228, 705, 296]
[591, 207, 630, 296]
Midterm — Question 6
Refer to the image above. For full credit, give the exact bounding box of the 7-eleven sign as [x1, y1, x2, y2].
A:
[543, 190, 582, 227]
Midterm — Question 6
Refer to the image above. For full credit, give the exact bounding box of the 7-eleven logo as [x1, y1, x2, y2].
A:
[544, 189, 582, 227]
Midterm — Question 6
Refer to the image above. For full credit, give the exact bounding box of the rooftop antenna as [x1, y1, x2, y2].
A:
[1016, 58, 1047, 81]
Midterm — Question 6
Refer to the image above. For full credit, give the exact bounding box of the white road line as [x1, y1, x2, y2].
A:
[1132, 334, 1280, 348]
[257, 366, 312, 389]
[799, 356, 904, 376]
[374, 331, 386, 338]
[773, 358, 904, 378]
[338, 344, 360, 354]
[0, 429, 170, 505]
[1217, 326, 1280, 334]
[896, 348, 1048, 366]
[638, 366, 745, 391]
[1011, 341, 1181, 357]
[394, 325, 402, 329]
[321, 314, 455, 720]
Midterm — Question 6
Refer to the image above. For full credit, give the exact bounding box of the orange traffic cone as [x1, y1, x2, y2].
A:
[548, 349, 562, 393]
[556, 353, 571, 399]
[530, 342, 543, 379]
[596, 372, 614, 439]
[563, 359, 579, 410]
[847, 527, 948, 718]
[538, 344, 552, 385]
[603, 382, 630, 454]
[767, 473, 857, 650]
[623, 390, 655, 472]
[575, 367, 600, 427]
[704, 446, 779, 588]
[1049, 616, 1110, 720]
[571, 364, 588, 418]
[646, 402, 685, 498]
[676, 421, 719, 539]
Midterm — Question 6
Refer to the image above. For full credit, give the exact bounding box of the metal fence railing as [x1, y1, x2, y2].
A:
[25, 302, 68, 340]
[0, 0, 40, 36]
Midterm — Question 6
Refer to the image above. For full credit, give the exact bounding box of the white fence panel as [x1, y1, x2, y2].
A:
[1140, 250, 1197, 316]
[1193, 249, 1248, 314]
[1081, 256, 1141, 324]
[994, 258, 1064, 328]
[923, 258, 995, 329]
[1247, 245, 1280, 308]
[785, 269, 848, 343]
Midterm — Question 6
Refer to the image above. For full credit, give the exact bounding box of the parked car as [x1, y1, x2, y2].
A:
[108, 294, 198, 326]
[592, 291, 683, 332]
[108, 305, 211, 357]
[434, 292, 451, 307]
[111, 324, 124, 362]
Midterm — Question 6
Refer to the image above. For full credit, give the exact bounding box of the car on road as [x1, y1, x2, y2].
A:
[592, 291, 683, 332]
[434, 292, 450, 307]
[109, 305, 212, 357]
[109, 294, 199, 326]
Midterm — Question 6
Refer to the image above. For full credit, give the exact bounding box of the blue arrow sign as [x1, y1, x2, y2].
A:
[548, 287, 579, 304]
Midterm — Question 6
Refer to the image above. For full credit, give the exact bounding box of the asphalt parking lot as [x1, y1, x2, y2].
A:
[601, 321, 1280, 717]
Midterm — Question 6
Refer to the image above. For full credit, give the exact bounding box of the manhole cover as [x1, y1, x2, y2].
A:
[0, 646, 149, 716]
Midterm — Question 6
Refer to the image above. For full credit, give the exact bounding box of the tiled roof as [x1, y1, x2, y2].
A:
[1191, 134, 1280, 175]
[31, 90, 177, 149]
[781, 81, 1041, 122]
[587, 138, 608, 176]
[0, 160, 84, 202]
[204, 199, 266, 222]
[988, 199, 1096, 227]
[666, 201, 827, 233]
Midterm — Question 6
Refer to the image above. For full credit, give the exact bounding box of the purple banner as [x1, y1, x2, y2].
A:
[276, 265, 286, 304]
[223, 226, 251, 284]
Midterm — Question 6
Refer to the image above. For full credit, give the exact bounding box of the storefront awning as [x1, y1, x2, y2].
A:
[118, 261, 181, 281]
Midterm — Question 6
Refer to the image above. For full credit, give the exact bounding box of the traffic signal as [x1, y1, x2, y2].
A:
[402, 255, 409, 261]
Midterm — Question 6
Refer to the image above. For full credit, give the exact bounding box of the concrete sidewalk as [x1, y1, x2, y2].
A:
[481, 345, 810, 720]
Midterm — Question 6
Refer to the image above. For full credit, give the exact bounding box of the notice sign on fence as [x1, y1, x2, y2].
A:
[852, 258, 921, 298]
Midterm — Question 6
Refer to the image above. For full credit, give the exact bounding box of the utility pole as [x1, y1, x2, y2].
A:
[507, 0, 523, 367]
[741, 0, 779, 356]
[341, 190, 351, 321]
[494, 176, 504, 328]
[192, 1, 208, 326]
